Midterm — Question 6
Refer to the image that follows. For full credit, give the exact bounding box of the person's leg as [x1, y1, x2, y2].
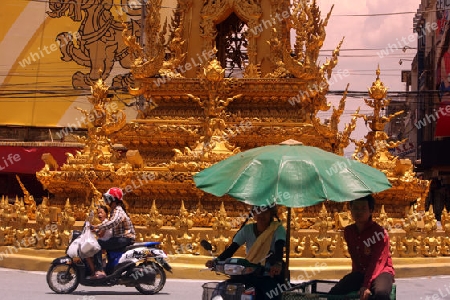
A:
[328, 272, 364, 295]
[93, 237, 133, 276]
[93, 250, 103, 273]
[99, 237, 132, 252]
[370, 272, 393, 300]
[85, 257, 95, 275]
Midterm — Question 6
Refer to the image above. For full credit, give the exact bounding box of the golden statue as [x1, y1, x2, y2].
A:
[15, 175, 36, 220]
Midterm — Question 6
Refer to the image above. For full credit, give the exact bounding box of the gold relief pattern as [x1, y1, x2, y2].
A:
[396, 206, 421, 257]
[420, 205, 440, 257]
[208, 202, 232, 254]
[375, 205, 393, 231]
[309, 204, 338, 258]
[440, 208, 450, 256]
[334, 202, 352, 231]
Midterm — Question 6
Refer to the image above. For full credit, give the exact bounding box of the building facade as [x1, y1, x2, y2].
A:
[408, 0, 450, 219]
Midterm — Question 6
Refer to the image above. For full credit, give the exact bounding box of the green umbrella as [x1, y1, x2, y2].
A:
[193, 139, 391, 281]
[194, 140, 391, 206]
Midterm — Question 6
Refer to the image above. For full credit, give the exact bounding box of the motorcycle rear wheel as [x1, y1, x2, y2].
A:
[46, 264, 79, 294]
[135, 262, 166, 295]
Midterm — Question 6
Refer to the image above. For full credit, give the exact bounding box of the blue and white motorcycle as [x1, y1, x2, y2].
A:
[46, 228, 172, 294]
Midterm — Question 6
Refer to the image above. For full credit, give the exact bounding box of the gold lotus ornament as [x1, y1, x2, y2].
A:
[203, 59, 225, 82]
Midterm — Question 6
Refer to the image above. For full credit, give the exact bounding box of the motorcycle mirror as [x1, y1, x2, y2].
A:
[200, 239, 213, 251]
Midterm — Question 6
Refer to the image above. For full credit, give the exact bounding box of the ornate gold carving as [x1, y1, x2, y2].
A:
[147, 200, 164, 231]
[37, 77, 126, 195]
[353, 68, 430, 211]
[193, 200, 213, 227]
[396, 205, 421, 257]
[126, 150, 144, 170]
[208, 202, 232, 254]
[41, 153, 59, 171]
[169, 201, 200, 254]
[420, 205, 440, 257]
[375, 205, 393, 231]
[312, 86, 358, 154]
[440, 208, 450, 256]
[138, 0, 166, 78]
[15, 175, 36, 220]
[310, 204, 338, 258]
[334, 202, 352, 231]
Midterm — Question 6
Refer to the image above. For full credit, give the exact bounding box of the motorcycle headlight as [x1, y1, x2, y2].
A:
[224, 264, 245, 275]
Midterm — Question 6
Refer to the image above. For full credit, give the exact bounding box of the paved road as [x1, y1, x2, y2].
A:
[0, 267, 204, 300]
[1, 267, 450, 299]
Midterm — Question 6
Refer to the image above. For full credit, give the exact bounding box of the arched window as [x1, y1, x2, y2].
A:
[215, 13, 248, 78]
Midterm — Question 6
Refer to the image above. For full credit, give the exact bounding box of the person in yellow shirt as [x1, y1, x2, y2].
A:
[205, 204, 286, 300]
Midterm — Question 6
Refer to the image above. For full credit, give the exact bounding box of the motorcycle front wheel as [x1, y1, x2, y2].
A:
[46, 264, 79, 294]
[135, 262, 166, 295]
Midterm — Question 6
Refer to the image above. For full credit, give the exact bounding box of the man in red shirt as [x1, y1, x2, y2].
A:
[329, 195, 395, 300]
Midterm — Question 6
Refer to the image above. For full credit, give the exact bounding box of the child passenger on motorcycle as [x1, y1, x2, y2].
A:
[88, 187, 136, 279]
[85, 205, 112, 274]
[97, 205, 112, 241]
[205, 204, 286, 300]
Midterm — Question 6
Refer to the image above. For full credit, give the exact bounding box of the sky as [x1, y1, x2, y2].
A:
[316, 0, 421, 92]
[312, 0, 422, 156]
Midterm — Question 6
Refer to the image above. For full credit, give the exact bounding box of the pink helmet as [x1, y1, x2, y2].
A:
[103, 187, 123, 204]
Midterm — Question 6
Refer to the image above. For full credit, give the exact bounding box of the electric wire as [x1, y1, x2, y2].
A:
[0, 1, 426, 103]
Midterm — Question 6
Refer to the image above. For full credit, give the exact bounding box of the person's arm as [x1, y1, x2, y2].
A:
[269, 223, 286, 263]
[268, 239, 285, 277]
[97, 229, 105, 238]
[217, 224, 248, 260]
[205, 241, 240, 268]
[217, 242, 240, 260]
[273, 239, 285, 262]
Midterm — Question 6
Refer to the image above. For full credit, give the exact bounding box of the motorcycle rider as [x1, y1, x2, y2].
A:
[88, 187, 136, 279]
[205, 203, 286, 300]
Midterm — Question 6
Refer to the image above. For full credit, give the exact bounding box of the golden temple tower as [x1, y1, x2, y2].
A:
[26, 0, 436, 262]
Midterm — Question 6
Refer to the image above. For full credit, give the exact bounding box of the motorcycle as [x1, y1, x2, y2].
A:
[46, 228, 172, 295]
[200, 240, 263, 300]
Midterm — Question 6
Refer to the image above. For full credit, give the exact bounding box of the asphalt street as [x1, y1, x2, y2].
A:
[0, 267, 449, 299]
